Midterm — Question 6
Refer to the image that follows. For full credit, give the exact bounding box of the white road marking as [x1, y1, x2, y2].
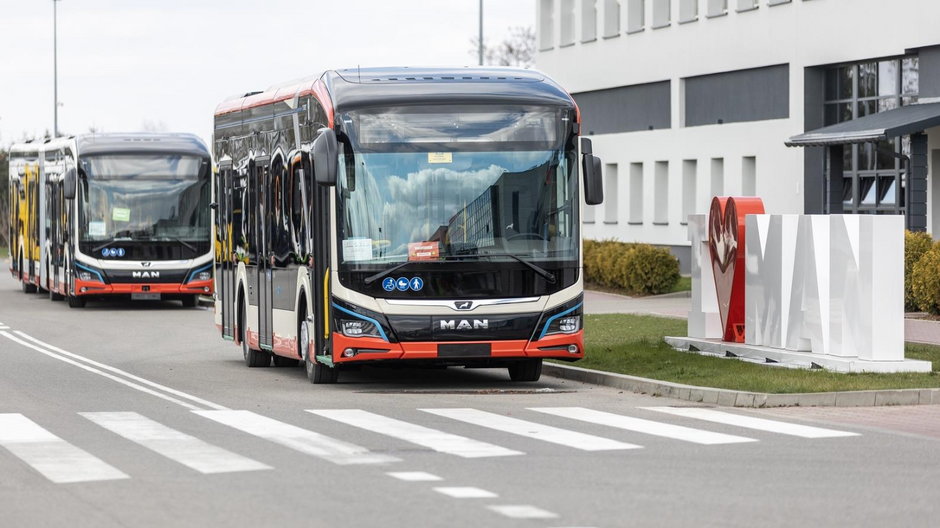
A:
[308, 409, 522, 458]
[531, 407, 757, 445]
[81, 412, 270, 474]
[195, 410, 398, 465]
[387, 471, 443, 482]
[642, 407, 861, 438]
[487, 505, 559, 519]
[1, 331, 227, 411]
[433, 487, 498, 498]
[421, 408, 640, 451]
[0, 413, 129, 484]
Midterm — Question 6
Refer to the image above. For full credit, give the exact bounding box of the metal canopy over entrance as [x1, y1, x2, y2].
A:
[786, 102, 940, 146]
[786, 102, 940, 231]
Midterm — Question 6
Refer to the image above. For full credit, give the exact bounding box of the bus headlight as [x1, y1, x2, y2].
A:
[546, 315, 581, 335]
[536, 296, 584, 340]
[196, 271, 211, 281]
[77, 271, 93, 281]
[340, 319, 382, 338]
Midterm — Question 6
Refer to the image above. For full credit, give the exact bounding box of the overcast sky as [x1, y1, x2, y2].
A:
[0, 0, 535, 148]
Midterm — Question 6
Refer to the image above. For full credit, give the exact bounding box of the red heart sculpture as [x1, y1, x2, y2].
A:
[708, 196, 764, 342]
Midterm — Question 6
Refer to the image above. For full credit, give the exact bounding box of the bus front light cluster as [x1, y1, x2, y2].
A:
[77, 270, 94, 281]
[545, 314, 581, 335]
[340, 319, 382, 339]
[196, 271, 211, 281]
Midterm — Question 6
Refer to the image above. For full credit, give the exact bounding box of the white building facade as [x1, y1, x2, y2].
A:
[536, 0, 940, 271]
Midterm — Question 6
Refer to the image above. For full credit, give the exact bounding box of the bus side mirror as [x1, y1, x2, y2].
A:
[313, 128, 338, 187]
[580, 138, 604, 206]
[63, 168, 77, 200]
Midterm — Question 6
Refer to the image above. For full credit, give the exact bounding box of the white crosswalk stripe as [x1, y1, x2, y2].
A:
[434, 486, 498, 498]
[487, 505, 559, 519]
[387, 471, 443, 482]
[308, 409, 523, 458]
[642, 407, 861, 438]
[81, 412, 271, 474]
[194, 410, 399, 465]
[0, 413, 129, 484]
[421, 408, 640, 451]
[531, 407, 757, 445]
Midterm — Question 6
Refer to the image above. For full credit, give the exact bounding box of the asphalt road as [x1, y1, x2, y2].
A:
[1, 272, 939, 528]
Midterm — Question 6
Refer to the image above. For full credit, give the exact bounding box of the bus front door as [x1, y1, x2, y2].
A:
[219, 168, 234, 340]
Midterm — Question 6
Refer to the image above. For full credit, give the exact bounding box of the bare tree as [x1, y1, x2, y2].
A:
[470, 26, 536, 69]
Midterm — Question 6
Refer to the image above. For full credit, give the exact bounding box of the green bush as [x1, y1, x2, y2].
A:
[912, 242, 940, 315]
[905, 230, 934, 311]
[583, 239, 680, 295]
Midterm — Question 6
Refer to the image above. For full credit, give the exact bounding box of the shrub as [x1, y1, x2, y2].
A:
[905, 230, 933, 311]
[582, 239, 680, 295]
[912, 242, 940, 315]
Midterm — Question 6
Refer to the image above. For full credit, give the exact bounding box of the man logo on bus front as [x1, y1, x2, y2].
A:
[454, 301, 473, 310]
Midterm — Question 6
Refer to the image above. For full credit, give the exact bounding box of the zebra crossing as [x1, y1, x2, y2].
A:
[0, 405, 860, 485]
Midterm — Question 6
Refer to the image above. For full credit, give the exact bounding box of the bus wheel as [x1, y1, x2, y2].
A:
[20, 255, 36, 294]
[508, 358, 542, 382]
[67, 294, 85, 308]
[180, 295, 197, 308]
[49, 287, 64, 301]
[240, 300, 270, 367]
[301, 316, 337, 384]
[272, 355, 299, 367]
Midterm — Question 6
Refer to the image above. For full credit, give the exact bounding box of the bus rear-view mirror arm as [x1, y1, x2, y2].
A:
[580, 137, 604, 206]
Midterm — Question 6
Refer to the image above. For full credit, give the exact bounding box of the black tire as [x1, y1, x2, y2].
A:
[240, 299, 270, 367]
[272, 355, 300, 367]
[21, 255, 36, 294]
[49, 287, 64, 301]
[301, 317, 338, 384]
[508, 358, 543, 382]
[67, 294, 85, 308]
[180, 295, 197, 308]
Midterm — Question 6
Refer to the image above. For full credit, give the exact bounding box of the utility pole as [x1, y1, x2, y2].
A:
[53, 0, 60, 137]
[478, 0, 483, 66]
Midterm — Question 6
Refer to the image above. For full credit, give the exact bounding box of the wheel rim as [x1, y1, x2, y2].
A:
[300, 317, 309, 362]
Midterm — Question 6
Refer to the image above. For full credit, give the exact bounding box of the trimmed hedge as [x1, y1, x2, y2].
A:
[912, 241, 940, 315]
[583, 239, 680, 295]
[905, 230, 934, 311]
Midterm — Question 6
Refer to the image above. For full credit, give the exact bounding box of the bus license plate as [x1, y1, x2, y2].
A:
[132, 293, 161, 300]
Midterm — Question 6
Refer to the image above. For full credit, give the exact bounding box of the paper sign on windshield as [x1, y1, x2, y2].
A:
[408, 242, 440, 261]
[112, 207, 131, 222]
[428, 152, 452, 164]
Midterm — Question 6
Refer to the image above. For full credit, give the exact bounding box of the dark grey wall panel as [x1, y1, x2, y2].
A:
[572, 81, 671, 135]
[918, 45, 940, 99]
[685, 64, 790, 127]
[803, 66, 825, 214]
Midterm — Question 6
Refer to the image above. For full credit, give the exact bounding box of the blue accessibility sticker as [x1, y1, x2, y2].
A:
[396, 277, 410, 291]
[117, 247, 125, 257]
[409, 277, 424, 291]
[102, 248, 109, 257]
[382, 277, 396, 292]
[109, 248, 119, 257]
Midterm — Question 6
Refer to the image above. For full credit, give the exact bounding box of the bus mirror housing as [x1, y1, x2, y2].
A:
[63, 168, 77, 200]
[313, 128, 338, 187]
[580, 138, 604, 205]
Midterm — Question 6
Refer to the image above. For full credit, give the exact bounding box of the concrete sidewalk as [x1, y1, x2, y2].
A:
[583, 289, 940, 346]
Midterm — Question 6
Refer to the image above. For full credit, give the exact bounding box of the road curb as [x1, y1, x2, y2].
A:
[542, 362, 940, 408]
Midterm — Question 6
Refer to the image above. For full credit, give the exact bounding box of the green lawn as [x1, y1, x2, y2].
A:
[560, 313, 940, 393]
[0, 246, 7, 259]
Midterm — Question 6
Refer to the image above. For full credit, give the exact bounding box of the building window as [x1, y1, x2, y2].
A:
[707, 0, 727, 17]
[679, 0, 698, 23]
[629, 162, 644, 224]
[682, 159, 697, 224]
[736, 0, 758, 12]
[560, 0, 576, 46]
[603, 0, 621, 37]
[742, 156, 756, 196]
[711, 158, 724, 197]
[582, 0, 597, 42]
[604, 163, 618, 223]
[652, 0, 671, 28]
[823, 56, 919, 216]
[654, 161, 669, 224]
[539, 0, 555, 50]
[627, 0, 645, 33]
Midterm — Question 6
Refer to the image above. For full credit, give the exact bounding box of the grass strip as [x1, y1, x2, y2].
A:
[558, 314, 940, 394]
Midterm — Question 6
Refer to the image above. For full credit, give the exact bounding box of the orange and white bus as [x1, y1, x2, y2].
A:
[7, 133, 214, 307]
[212, 67, 603, 383]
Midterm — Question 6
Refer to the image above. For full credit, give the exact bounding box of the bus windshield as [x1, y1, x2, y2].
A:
[336, 106, 579, 269]
[78, 154, 209, 243]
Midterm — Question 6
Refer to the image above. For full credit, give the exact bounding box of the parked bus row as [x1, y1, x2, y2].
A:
[6, 134, 214, 307]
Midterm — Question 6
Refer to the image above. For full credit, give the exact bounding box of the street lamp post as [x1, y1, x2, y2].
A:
[53, 0, 60, 138]
[478, 0, 483, 66]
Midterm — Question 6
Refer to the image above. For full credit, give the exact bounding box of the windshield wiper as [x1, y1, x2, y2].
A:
[91, 240, 117, 254]
[363, 253, 556, 285]
[168, 237, 197, 253]
[476, 253, 556, 284]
